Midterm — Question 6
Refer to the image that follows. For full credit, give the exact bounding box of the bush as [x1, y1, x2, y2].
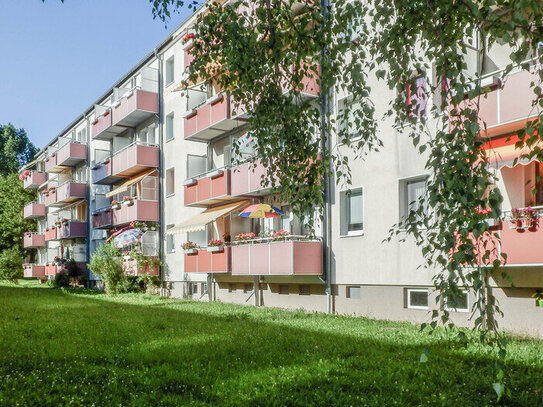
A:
[64, 259, 84, 286]
[50, 272, 70, 288]
[0, 247, 23, 282]
[88, 243, 124, 294]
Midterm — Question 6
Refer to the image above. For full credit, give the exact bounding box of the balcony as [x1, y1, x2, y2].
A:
[92, 89, 159, 140]
[57, 221, 87, 240]
[184, 168, 234, 207]
[45, 227, 57, 241]
[23, 264, 46, 278]
[122, 258, 159, 277]
[56, 262, 86, 275]
[184, 247, 231, 273]
[23, 172, 47, 190]
[45, 264, 57, 276]
[231, 160, 271, 196]
[91, 208, 113, 229]
[23, 233, 45, 248]
[111, 200, 159, 226]
[23, 202, 46, 219]
[91, 159, 124, 185]
[111, 143, 159, 178]
[45, 182, 87, 207]
[44, 143, 87, 173]
[184, 94, 241, 141]
[231, 238, 322, 276]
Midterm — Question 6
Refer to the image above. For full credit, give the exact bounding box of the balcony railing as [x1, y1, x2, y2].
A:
[23, 264, 46, 278]
[122, 258, 159, 277]
[45, 227, 57, 241]
[23, 172, 47, 190]
[111, 199, 159, 226]
[44, 142, 87, 173]
[45, 264, 57, 276]
[91, 208, 113, 229]
[23, 202, 46, 219]
[231, 237, 322, 276]
[23, 233, 45, 248]
[184, 247, 231, 273]
[230, 160, 271, 196]
[184, 167, 232, 207]
[184, 94, 240, 141]
[92, 89, 159, 140]
[44, 182, 87, 207]
[91, 158, 124, 185]
[111, 143, 159, 178]
[57, 221, 87, 240]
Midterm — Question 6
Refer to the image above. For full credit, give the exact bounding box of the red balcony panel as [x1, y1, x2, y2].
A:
[111, 144, 159, 178]
[45, 228, 57, 241]
[45, 190, 58, 207]
[184, 248, 231, 273]
[184, 95, 239, 141]
[92, 111, 113, 140]
[45, 264, 57, 276]
[92, 210, 113, 229]
[56, 262, 86, 275]
[111, 200, 159, 226]
[501, 224, 543, 265]
[57, 221, 87, 240]
[231, 161, 269, 196]
[23, 202, 46, 219]
[122, 258, 159, 277]
[112, 89, 159, 128]
[44, 154, 58, 173]
[56, 182, 87, 204]
[184, 45, 195, 70]
[184, 170, 232, 207]
[231, 240, 322, 275]
[23, 172, 47, 190]
[23, 233, 45, 248]
[23, 265, 46, 278]
[56, 142, 87, 167]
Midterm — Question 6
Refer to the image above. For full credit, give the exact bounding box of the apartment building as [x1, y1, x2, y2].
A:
[20, 3, 543, 337]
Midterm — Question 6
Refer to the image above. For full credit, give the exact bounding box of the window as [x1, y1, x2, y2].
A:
[166, 113, 174, 141]
[299, 285, 310, 295]
[190, 283, 198, 295]
[444, 290, 469, 312]
[166, 224, 175, 253]
[279, 284, 289, 295]
[76, 128, 87, 143]
[400, 177, 429, 223]
[340, 187, 363, 236]
[244, 283, 253, 293]
[338, 100, 363, 143]
[406, 76, 428, 119]
[406, 289, 429, 309]
[166, 168, 175, 197]
[347, 286, 361, 299]
[165, 57, 175, 85]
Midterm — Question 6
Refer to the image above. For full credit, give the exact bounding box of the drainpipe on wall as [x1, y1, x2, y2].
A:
[85, 114, 91, 289]
[321, 0, 333, 314]
[155, 47, 166, 297]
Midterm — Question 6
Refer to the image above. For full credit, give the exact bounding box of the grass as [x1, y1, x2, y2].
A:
[0, 282, 542, 406]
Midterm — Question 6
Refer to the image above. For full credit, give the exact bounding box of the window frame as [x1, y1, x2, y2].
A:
[339, 186, 364, 237]
[406, 288, 429, 310]
[166, 167, 175, 197]
[166, 224, 175, 253]
[444, 290, 470, 313]
[165, 112, 175, 142]
[399, 174, 430, 227]
[346, 285, 361, 299]
[165, 56, 175, 86]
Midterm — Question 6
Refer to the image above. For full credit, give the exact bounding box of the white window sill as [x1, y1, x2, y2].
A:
[165, 137, 175, 143]
[444, 308, 469, 313]
[339, 231, 364, 238]
[406, 306, 429, 310]
[166, 193, 175, 198]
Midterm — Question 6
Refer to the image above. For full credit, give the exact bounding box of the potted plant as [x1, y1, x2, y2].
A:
[510, 208, 522, 228]
[207, 239, 224, 252]
[111, 200, 121, 210]
[183, 241, 198, 254]
[62, 218, 70, 225]
[272, 229, 290, 241]
[122, 195, 134, 206]
[54, 220, 62, 227]
[54, 256, 61, 265]
[524, 207, 538, 229]
[234, 232, 256, 245]
[182, 32, 195, 44]
[533, 290, 543, 307]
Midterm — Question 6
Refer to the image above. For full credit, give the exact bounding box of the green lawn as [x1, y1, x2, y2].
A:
[1, 282, 542, 406]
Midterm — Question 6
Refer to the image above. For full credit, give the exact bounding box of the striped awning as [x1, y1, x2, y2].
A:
[105, 169, 157, 198]
[486, 144, 540, 170]
[166, 200, 249, 235]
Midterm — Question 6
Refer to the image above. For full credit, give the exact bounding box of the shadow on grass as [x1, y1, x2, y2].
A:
[0, 285, 541, 406]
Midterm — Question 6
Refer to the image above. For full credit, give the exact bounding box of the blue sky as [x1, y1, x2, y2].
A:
[0, 0, 193, 149]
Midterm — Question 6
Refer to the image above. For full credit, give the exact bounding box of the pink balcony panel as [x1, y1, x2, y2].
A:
[56, 143, 87, 167]
[57, 221, 87, 240]
[23, 172, 47, 190]
[184, 248, 231, 273]
[44, 154, 58, 173]
[24, 202, 46, 219]
[111, 144, 159, 178]
[231, 240, 322, 275]
[231, 161, 269, 196]
[112, 90, 159, 128]
[111, 200, 159, 226]
[45, 190, 58, 207]
[47, 182, 87, 206]
[92, 210, 113, 229]
[184, 95, 239, 141]
[501, 224, 543, 265]
[122, 258, 159, 277]
[23, 233, 45, 248]
[184, 45, 195, 70]
[45, 228, 57, 241]
[184, 170, 231, 207]
[23, 265, 46, 278]
[92, 111, 114, 140]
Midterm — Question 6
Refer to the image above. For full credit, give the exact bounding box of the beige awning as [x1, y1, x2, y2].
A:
[166, 200, 249, 235]
[105, 169, 157, 198]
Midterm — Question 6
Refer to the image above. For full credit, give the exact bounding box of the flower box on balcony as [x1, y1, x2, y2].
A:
[207, 246, 224, 253]
[184, 248, 198, 255]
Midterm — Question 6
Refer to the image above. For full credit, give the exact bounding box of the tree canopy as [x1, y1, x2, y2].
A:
[0, 124, 38, 176]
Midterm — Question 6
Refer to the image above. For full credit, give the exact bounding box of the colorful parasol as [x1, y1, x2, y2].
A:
[112, 228, 143, 248]
[239, 203, 285, 218]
